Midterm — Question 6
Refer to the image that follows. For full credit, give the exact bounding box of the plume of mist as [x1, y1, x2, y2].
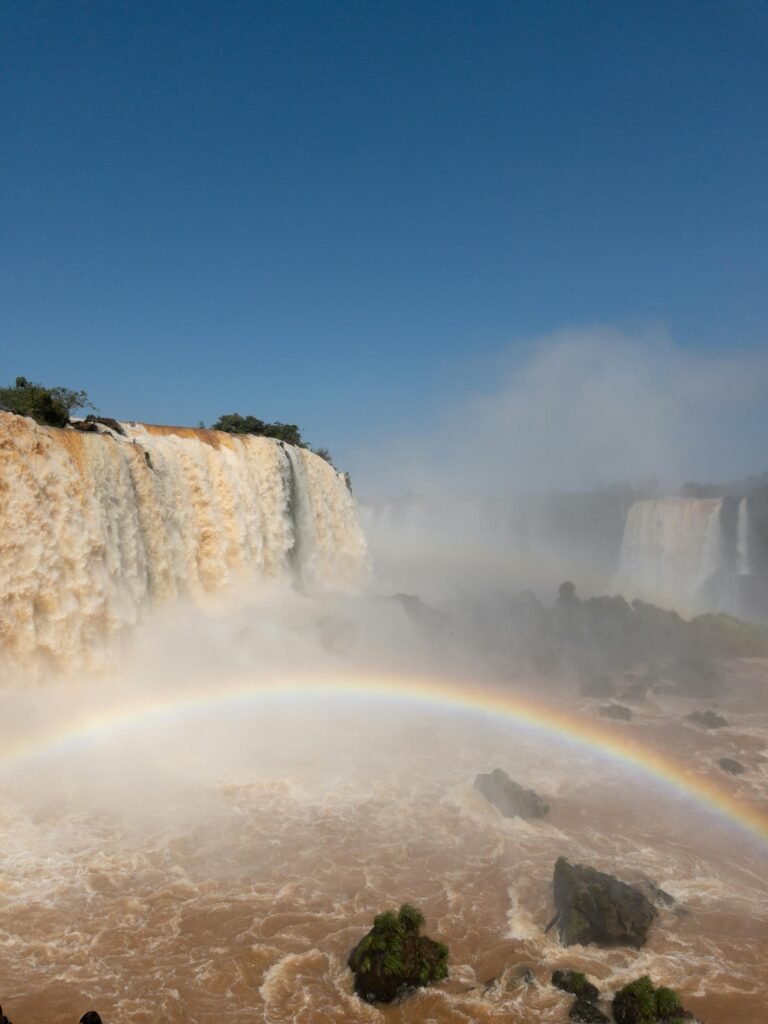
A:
[351, 327, 768, 598]
[352, 326, 768, 497]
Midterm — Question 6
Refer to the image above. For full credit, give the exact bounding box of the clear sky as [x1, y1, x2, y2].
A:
[2, 1, 767, 477]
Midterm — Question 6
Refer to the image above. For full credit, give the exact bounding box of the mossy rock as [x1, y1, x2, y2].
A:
[551, 858, 657, 948]
[613, 976, 684, 1024]
[552, 969, 600, 1000]
[348, 903, 449, 1004]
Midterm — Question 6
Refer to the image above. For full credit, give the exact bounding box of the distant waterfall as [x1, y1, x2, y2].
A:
[736, 497, 751, 575]
[614, 498, 723, 615]
[0, 414, 367, 678]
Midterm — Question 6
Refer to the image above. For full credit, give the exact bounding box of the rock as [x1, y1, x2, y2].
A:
[613, 976, 684, 1024]
[570, 997, 610, 1023]
[599, 704, 632, 721]
[637, 880, 675, 908]
[71, 419, 99, 432]
[348, 904, 448, 1004]
[0, 1006, 12, 1024]
[718, 757, 745, 775]
[85, 415, 126, 435]
[552, 969, 600, 1000]
[686, 710, 728, 729]
[549, 857, 657, 948]
[80, 1015, 102, 1024]
[474, 769, 550, 819]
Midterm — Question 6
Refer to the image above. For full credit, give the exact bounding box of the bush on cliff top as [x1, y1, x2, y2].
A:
[0, 376, 92, 427]
[211, 412, 334, 464]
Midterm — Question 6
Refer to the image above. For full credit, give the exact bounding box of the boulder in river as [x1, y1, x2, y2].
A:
[1, 1006, 13, 1024]
[613, 976, 685, 1024]
[599, 704, 632, 721]
[686, 709, 728, 729]
[474, 768, 550, 819]
[552, 969, 600, 1000]
[348, 903, 448, 1004]
[548, 857, 657, 948]
[718, 757, 745, 775]
[570, 997, 610, 1023]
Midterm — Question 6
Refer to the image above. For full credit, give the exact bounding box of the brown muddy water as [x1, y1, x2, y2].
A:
[0, 664, 766, 1024]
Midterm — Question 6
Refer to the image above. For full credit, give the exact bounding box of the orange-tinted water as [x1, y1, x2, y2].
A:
[0, 665, 766, 1024]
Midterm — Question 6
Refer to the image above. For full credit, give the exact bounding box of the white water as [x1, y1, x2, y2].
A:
[737, 498, 751, 576]
[615, 498, 723, 615]
[0, 414, 367, 678]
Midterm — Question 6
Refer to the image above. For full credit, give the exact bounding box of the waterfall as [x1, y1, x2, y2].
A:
[736, 497, 751, 575]
[0, 413, 367, 678]
[614, 498, 723, 615]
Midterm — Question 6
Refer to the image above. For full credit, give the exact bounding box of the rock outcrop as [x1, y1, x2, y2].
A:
[718, 757, 745, 775]
[552, 970, 600, 1000]
[1, 1006, 13, 1024]
[348, 903, 448, 1004]
[570, 998, 610, 1023]
[612, 976, 686, 1024]
[548, 858, 657, 948]
[474, 769, 550, 819]
[686, 709, 727, 729]
[599, 704, 633, 721]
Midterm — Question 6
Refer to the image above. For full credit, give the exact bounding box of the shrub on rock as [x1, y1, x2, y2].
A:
[348, 903, 448, 1004]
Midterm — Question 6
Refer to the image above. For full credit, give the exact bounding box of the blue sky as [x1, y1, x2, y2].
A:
[2, 1, 767, 477]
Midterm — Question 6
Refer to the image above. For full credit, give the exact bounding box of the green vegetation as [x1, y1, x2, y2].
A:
[0, 376, 92, 427]
[349, 903, 448, 992]
[210, 412, 334, 465]
[654, 987, 683, 1019]
[693, 612, 768, 657]
[568, 971, 589, 995]
[613, 976, 684, 1024]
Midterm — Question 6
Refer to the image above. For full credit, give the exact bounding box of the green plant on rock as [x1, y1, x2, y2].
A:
[614, 976, 683, 1024]
[349, 903, 449, 997]
[655, 986, 683, 1021]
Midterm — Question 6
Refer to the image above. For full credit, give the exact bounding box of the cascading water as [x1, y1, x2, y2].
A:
[736, 497, 751, 576]
[614, 498, 723, 615]
[0, 413, 367, 678]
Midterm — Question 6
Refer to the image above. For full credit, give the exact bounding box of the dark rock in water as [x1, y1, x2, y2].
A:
[71, 419, 100, 432]
[718, 757, 746, 775]
[613, 976, 684, 1024]
[1, 1006, 13, 1024]
[85, 414, 126, 435]
[474, 768, 550, 819]
[550, 857, 657, 948]
[570, 997, 610, 1023]
[599, 703, 632, 721]
[80, 1014, 102, 1024]
[636, 880, 675, 908]
[552, 969, 600, 1000]
[348, 904, 448, 1004]
[686, 709, 728, 729]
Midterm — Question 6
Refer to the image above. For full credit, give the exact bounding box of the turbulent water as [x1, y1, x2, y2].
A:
[0, 665, 766, 1024]
[2, 412, 768, 1024]
[0, 414, 366, 678]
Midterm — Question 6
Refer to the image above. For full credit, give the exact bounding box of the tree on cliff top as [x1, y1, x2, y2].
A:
[211, 412, 334, 465]
[0, 376, 92, 427]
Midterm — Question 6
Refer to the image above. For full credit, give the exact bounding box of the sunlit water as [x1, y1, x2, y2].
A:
[1, 666, 766, 1024]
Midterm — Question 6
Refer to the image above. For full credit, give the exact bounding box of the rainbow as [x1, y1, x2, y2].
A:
[2, 672, 766, 845]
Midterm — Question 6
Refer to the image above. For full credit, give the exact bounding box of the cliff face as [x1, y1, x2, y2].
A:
[0, 413, 367, 678]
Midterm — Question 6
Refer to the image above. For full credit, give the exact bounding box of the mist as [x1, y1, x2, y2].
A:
[348, 327, 768, 601]
[351, 327, 768, 498]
